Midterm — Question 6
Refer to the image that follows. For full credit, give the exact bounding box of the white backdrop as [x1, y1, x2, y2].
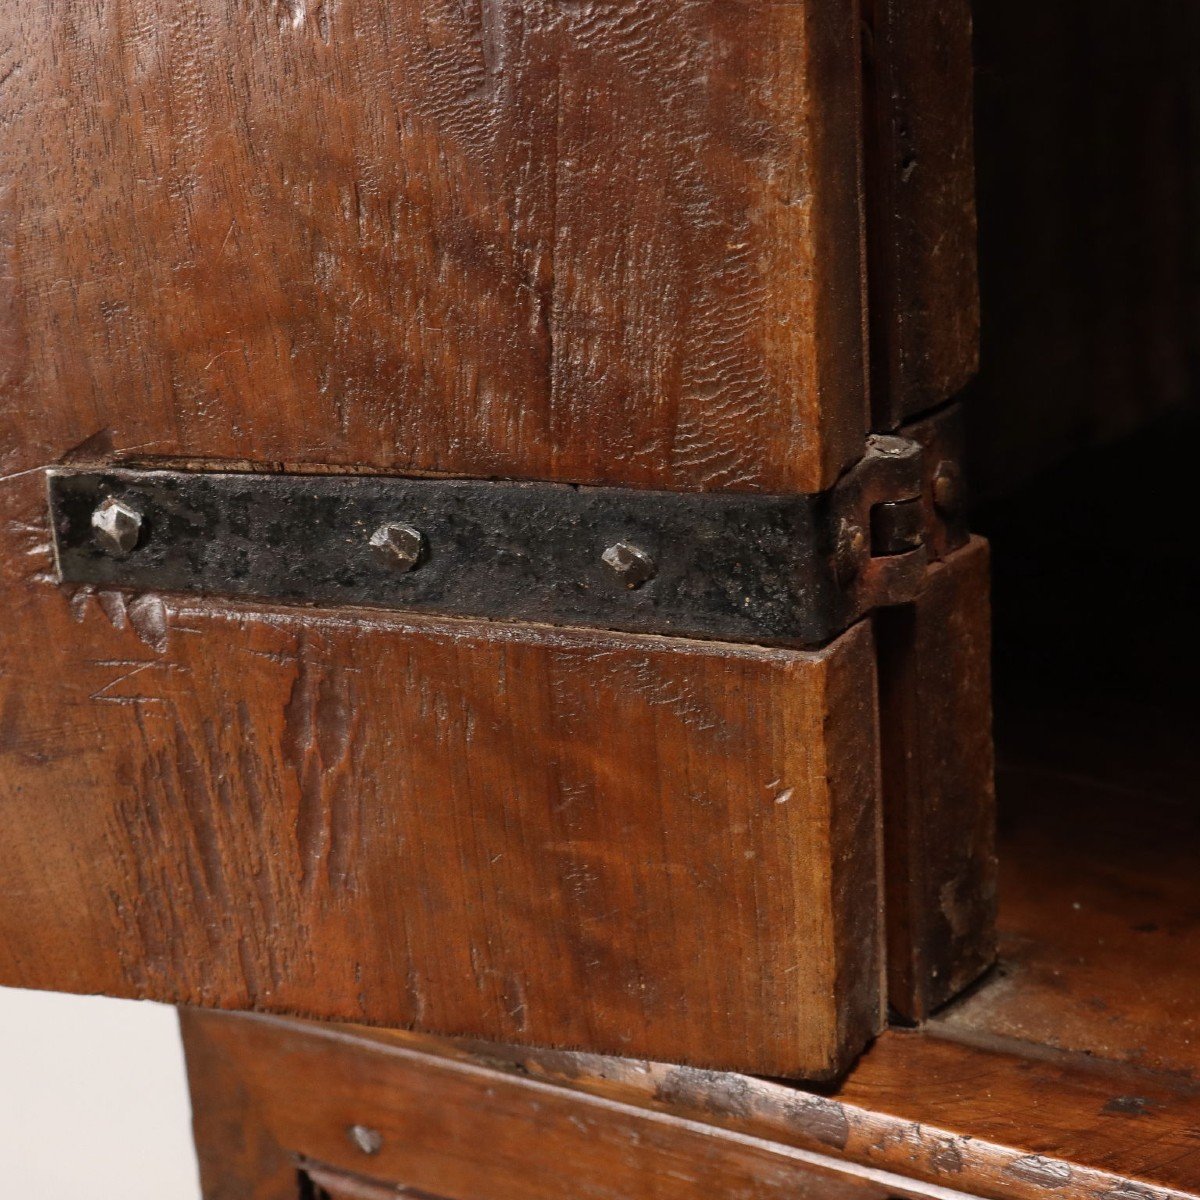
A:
[0, 987, 201, 1199]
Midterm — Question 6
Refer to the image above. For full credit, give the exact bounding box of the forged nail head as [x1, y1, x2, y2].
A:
[602, 541, 656, 589]
[932, 460, 963, 516]
[347, 1124, 383, 1155]
[91, 497, 143, 556]
[369, 522, 424, 571]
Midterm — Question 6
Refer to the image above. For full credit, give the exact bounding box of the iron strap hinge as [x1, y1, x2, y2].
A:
[47, 415, 968, 648]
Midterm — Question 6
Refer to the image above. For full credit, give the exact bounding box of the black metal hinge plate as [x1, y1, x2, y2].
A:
[48, 434, 944, 647]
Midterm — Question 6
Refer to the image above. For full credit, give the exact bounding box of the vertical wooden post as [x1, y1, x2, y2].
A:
[876, 538, 997, 1022]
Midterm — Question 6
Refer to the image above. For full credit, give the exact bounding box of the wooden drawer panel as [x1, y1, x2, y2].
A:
[0, 0, 865, 494]
[185, 1012, 943, 1200]
[0, 473, 882, 1078]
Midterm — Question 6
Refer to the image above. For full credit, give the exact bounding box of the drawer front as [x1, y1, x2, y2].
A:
[0, 469, 882, 1078]
[185, 1012, 948, 1200]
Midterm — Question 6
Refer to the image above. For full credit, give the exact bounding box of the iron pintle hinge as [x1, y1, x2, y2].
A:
[47, 411, 967, 648]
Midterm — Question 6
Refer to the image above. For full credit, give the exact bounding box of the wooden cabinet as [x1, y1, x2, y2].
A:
[0, 0, 990, 1083]
[6, 0, 1197, 1195]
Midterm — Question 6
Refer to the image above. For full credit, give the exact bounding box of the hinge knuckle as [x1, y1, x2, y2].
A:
[829, 403, 971, 621]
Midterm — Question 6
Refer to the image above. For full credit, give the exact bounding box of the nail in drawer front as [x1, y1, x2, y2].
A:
[185, 1013, 926, 1200]
[0, 500, 882, 1077]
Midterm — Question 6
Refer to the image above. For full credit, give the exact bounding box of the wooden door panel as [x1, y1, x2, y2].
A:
[0, 471, 882, 1078]
[0, 0, 996, 1087]
[0, 0, 865, 494]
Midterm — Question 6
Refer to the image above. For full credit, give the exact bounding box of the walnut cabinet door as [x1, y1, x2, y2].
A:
[0, 0, 990, 1079]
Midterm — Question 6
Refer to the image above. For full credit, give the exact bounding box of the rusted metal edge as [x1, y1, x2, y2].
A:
[47, 437, 935, 647]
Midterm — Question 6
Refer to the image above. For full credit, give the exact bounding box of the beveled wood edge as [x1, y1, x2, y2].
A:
[181, 1009, 976, 1200]
[240, 1014, 1199, 1200]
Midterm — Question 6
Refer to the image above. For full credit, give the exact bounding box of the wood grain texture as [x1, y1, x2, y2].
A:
[876, 538, 996, 1021]
[183, 1010, 952, 1200]
[0, 468, 883, 1077]
[864, 0, 979, 426]
[184, 1005, 1200, 1200]
[409, 1022, 1200, 1200]
[451, 685, 1196, 1199]
[0, 0, 866, 494]
[973, 424, 1200, 1071]
[176, 681, 1200, 1200]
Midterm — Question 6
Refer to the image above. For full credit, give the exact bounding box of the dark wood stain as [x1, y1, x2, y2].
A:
[938, 697, 1200, 1081]
[182, 1010, 919, 1200]
[181, 1005, 1200, 1200]
[207, 701, 1200, 1200]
